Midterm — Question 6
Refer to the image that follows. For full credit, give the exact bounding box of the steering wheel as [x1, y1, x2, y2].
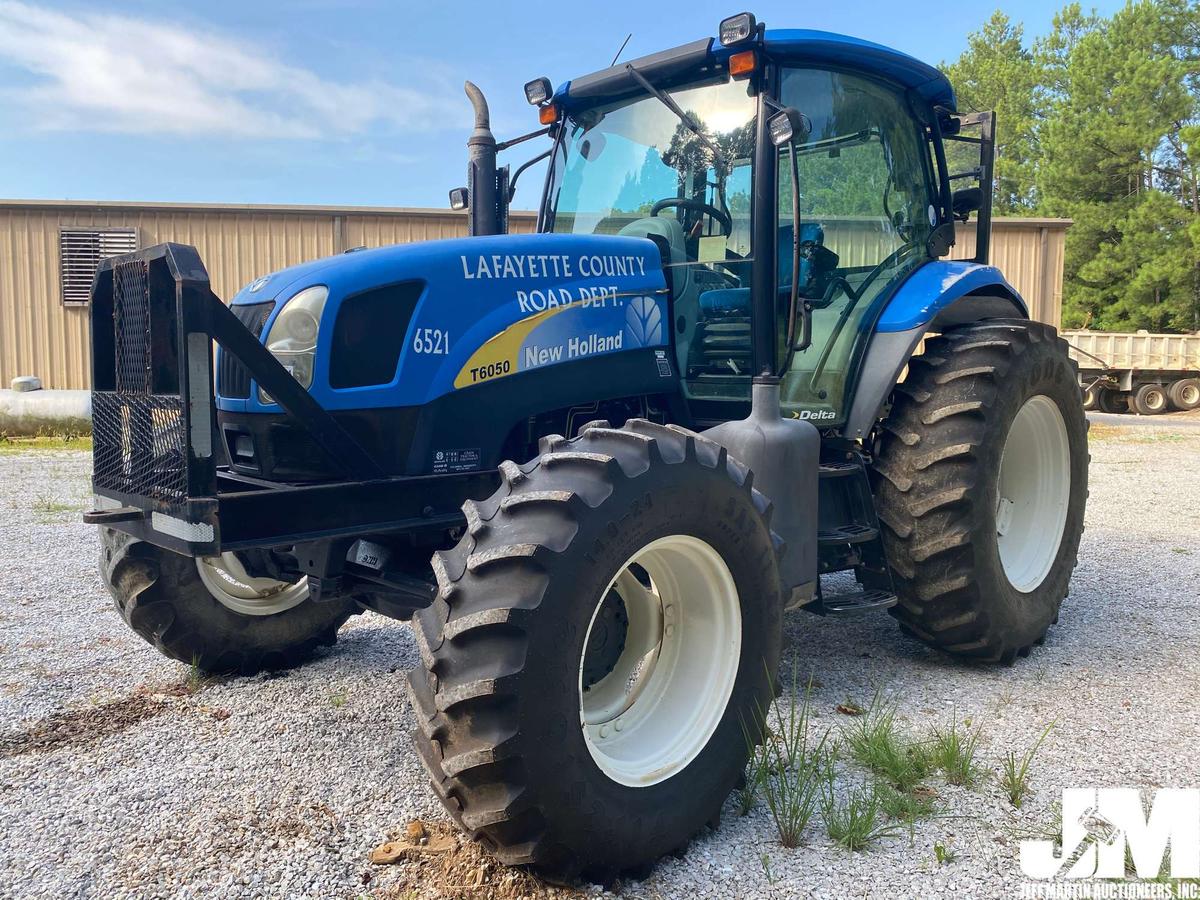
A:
[649, 197, 732, 236]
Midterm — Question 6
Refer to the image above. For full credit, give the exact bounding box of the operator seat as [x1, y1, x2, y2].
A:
[686, 223, 831, 378]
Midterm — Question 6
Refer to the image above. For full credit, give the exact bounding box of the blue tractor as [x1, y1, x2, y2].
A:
[87, 14, 1088, 881]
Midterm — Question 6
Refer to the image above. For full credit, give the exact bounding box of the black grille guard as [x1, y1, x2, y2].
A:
[85, 243, 495, 557]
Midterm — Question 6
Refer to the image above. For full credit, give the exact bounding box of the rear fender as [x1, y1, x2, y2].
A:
[843, 261, 1027, 440]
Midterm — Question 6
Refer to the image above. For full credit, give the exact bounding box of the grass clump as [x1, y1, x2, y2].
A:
[1000, 722, 1054, 808]
[820, 780, 900, 851]
[844, 696, 932, 792]
[930, 716, 985, 787]
[742, 666, 835, 848]
[878, 783, 936, 829]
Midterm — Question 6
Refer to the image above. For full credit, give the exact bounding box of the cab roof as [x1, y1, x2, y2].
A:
[763, 29, 955, 108]
[559, 28, 955, 111]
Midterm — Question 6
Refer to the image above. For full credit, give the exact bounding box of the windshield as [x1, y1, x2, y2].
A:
[545, 77, 759, 404]
[546, 78, 756, 262]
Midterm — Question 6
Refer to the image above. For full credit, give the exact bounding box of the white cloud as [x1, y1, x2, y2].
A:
[0, 1, 454, 138]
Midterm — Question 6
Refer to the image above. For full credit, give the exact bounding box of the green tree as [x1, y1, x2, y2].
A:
[943, 11, 1044, 213]
[1037, 0, 1200, 331]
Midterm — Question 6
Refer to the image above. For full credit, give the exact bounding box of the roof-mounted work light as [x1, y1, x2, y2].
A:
[523, 77, 553, 106]
[719, 12, 757, 47]
[448, 187, 469, 211]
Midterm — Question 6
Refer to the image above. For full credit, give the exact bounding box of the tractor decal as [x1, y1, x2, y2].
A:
[453, 291, 668, 389]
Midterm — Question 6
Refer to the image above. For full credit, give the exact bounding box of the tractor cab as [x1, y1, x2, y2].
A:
[527, 21, 993, 430]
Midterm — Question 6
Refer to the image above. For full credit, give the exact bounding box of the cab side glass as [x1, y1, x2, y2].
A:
[776, 67, 937, 423]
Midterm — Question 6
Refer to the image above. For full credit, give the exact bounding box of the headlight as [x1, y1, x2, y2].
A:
[258, 285, 328, 404]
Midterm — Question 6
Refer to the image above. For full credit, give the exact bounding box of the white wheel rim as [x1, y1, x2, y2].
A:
[1146, 388, 1167, 412]
[579, 535, 741, 787]
[1182, 384, 1200, 406]
[196, 553, 309, 616]
[996, 395, 1071, 593]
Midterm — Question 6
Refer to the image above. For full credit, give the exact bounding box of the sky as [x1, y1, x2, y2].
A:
[0, 0, 1126, 212]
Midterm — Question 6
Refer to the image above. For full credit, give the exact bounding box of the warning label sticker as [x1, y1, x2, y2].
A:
[432, 447, 482, 474]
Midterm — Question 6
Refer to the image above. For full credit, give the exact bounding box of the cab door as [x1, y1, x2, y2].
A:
[775, 67, 939, 426]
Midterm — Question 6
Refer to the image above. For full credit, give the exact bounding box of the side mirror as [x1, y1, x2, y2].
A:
[952, 186, 982, 222]
[768, 107, 810, 147]
[449, 187, 469, 211]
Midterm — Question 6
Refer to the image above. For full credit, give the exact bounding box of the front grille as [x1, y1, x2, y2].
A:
[218, 301, 275, 399]
[92, 392, 187, 503]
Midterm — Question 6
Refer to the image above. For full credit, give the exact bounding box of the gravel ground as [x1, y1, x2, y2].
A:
[1, 423, 1198, 899]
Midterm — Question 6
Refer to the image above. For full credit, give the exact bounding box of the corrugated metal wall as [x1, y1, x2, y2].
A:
[951, 219, 1065, 330]
[0, 201, 537, 389]
[0, 200, 1063, 389]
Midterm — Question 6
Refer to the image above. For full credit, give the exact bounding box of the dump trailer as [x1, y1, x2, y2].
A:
[85, 14, 1089, 881]
[1068, 330, 1200, 414]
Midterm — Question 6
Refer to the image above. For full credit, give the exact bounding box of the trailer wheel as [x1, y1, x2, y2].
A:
[1132, 383, 1169, 415]
[407, 420, 781, 881]
[99, 527, 359, 675]
[1168, 378, 1200, 411]
[872, 320, 1088, 663]
[1097, 389, 1127, 414]
[1081, 383, 1100, 411]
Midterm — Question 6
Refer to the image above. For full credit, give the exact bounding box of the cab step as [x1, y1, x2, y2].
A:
[810, 589, 898, 617]
[818, 523, 879, 544]
[818, 461, 859, 477]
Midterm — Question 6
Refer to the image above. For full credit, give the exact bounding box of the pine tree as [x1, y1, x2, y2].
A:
[943, 11, 1044, 214]
[1037, 0, 1200, 331]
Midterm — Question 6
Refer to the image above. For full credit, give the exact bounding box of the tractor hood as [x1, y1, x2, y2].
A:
[222, 232, 670, 413]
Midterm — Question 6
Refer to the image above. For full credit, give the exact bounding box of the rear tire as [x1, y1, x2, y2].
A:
[1168, 378, 1200, 411]
[407, 420, 782, 881]
[1132, 383, 1169, 415]
[871, 320, 1088, 663]
[99, 527, 359, 675]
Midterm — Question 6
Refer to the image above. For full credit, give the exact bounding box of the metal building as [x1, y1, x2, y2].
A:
[0, 199, 1066, 390]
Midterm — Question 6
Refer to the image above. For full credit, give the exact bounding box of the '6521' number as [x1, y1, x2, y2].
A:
[412, 328, 450, 355]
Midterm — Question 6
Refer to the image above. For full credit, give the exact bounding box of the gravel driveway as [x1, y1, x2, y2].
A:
[1, 422, 1198, 899]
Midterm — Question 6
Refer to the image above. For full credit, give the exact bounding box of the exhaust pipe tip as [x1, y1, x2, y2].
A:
[464, 80, 494, 147]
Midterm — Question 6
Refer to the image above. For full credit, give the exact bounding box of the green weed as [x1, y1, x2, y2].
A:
[879, 783, 936, 828]
[753, 666, 835, 847]
[1000, 722, 1054, 808]
[929, 716, 985, 787]
[934, 841, 957, 865]
[821, 780, 901, 851]
[844, 696, 932, 791]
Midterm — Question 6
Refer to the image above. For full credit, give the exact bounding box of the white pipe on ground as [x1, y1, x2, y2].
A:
[0, 389, 92, 435]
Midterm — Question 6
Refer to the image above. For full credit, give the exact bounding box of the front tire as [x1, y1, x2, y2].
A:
[407, 420, 782, 881]
[872, 320, 1088, 663]
[100, 527, 360, 674]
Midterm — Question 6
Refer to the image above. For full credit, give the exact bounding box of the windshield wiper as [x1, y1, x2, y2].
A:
[623, 63, 729, 172]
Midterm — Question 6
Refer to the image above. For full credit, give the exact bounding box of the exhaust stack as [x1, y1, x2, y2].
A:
[464, 81, 499, 236]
